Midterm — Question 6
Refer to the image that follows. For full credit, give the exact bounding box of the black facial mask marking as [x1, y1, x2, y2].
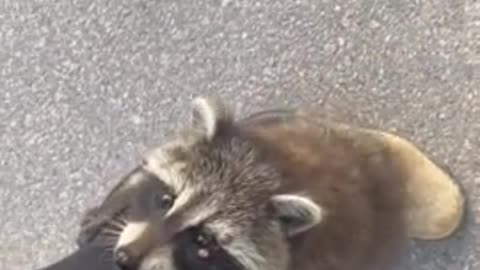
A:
[173, 226, 245, 270]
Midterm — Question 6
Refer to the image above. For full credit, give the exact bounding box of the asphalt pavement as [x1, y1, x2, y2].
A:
[1, 1, 479, 269]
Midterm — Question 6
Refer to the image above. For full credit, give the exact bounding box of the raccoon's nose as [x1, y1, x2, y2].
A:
[114, 247, 140, 270]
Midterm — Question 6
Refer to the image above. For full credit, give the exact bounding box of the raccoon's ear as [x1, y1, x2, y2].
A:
[191, 96, 234, 140]
[270, 194, 324, 237]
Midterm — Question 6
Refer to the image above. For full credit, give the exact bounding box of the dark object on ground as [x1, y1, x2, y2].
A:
[36, 245, 118, 270]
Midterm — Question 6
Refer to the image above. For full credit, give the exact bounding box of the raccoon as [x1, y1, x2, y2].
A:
[77, 96, 465, 270]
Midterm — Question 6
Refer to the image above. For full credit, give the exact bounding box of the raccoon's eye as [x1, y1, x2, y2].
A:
[153, 193, 175, 210]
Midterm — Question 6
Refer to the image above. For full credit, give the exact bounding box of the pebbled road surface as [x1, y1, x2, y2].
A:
[1, 1, 479, 269]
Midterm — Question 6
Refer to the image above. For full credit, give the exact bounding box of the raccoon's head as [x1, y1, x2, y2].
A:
[111, 97, 324, 270]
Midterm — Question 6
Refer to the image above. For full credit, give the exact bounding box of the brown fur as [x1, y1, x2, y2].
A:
[236, 110, 408, 270]
[238, 108, 465, 241]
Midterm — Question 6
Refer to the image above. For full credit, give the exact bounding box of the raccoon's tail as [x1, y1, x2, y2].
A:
[367, 129, 466, 240]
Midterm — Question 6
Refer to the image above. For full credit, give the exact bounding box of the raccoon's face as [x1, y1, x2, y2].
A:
[109, 97, 324, 270]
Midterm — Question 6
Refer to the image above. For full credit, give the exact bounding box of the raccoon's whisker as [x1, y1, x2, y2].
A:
[103, 233, 119, 239]
[91, 235, 114, 246]
[102, 225, 123, 232]
[104, 226, 123, 233]
[113, 212, 128, 221]
[116, 216, 129, 226]
[98, 237, 116, 245]
[106, 220, 126, 230]
[105, 238, 119, 245]
[108, 218, 128, 230]
[100, 229, 123, 237]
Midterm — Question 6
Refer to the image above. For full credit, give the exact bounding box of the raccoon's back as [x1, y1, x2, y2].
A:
[239, 110, 408, 270]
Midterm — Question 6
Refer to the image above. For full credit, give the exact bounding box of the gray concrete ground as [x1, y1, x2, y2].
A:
[1, 0, 479, 269]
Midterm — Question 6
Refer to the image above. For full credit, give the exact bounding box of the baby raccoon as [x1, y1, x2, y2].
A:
[77, 96, 465, 270]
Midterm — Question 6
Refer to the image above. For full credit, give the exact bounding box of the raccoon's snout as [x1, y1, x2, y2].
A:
[114, 220, 170, 270]
[114, 247, 140, 270]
